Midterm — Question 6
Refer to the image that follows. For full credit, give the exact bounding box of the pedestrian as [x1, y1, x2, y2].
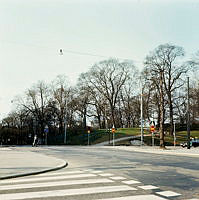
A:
[32, 135, 37, 147]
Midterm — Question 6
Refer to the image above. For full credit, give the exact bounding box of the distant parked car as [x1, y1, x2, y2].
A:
[180, 138, 199, 148]
[192, 138, 199, 147]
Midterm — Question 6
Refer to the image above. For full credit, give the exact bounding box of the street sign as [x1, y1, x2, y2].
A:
[112, 128, 115, 133]
[150, 125, 155, 133]
[87, 126, 91, 134]
[44, 128, 49, 133]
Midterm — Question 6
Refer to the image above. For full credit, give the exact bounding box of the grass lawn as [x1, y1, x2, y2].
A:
[91, 128, 199, 146]
[91, 128, 150, 145]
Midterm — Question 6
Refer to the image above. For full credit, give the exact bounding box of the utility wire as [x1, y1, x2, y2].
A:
[1, 40, 142, 63]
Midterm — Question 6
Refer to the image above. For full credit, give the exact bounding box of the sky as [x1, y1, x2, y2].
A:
[0, 0, 199, 119]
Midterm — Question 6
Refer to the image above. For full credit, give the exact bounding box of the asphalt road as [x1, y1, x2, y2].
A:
[35, 146, 199, 199]
[1, 146, 199, 200]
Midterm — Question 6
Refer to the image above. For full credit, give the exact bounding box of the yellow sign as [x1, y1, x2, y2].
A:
[112, 128, 115, 133]
[150, 125, 155, 132]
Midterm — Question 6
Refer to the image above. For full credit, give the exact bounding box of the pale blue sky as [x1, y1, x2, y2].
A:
[0, 0, 199, 119]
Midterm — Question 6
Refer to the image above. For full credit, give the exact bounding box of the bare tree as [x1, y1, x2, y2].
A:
[79, 58, 135, 128]
[51, 75, 71, 134]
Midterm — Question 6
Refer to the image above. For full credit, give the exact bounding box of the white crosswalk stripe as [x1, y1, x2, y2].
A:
[122, 180, 141, 185]
[0, 173, 97, 184]
[138, 185, 159, 190]
[37, 170, 84, 176]
[0, 178, 114, 190]
[96, 194, 167, 200]
[0, 185, 136, 200]
[99, 173, 114, 177]
[110, 176, 126, 180]
[0, 170, 186, 200]
[156, 191, 181, 197]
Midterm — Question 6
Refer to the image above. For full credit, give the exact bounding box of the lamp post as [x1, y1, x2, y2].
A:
[187, 77, 190, 149]
[140, 83, 144, 145]
[64, 110, 67, 144]
[174, 121, 176, 147]
[104, 104, 110, 144]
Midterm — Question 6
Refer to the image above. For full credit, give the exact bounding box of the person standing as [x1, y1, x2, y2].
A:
[32, 135, 37, 147]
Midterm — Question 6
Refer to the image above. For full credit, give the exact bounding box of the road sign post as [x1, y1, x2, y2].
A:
[87, 127, 91, 146]
[112, 126, 115, 146]
[174, 122, 176, 147]
[44, 125, 49, 145]
[150, 124, 155, 146]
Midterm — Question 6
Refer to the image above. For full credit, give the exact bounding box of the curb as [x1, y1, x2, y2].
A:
[0, 160, 68, 180]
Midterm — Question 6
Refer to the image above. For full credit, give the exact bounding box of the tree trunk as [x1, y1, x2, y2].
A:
[97, 114, 102, 129]
[159, 72, 165, 148]
[83, 108, 87, 129]
[169, 98, 174, 136]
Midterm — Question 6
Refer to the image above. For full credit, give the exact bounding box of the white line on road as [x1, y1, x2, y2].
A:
[96, 194, 167, 200]
[138, 185, 159, 190]
[0, 173, 97, 184]
[156, 191, 181, 197]
[110, 177, 126, 180]
[0, 185, 137, 200]
[37, 170, 84, 176]
[0, 178, 114, 190]
[99, 173, 114, 177]
[186, 199, 199, 200]
[86, 170, 103, 173]
[122, 180, 141, 185]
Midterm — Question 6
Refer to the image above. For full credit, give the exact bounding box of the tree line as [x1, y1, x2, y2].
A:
[1, 43, 199, 147]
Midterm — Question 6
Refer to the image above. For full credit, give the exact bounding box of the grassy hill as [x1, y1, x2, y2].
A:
[67, 127, 199, 146]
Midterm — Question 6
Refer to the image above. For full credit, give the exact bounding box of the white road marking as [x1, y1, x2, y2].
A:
[0, 178, 114, 190]
[89, 170, 103, 173]
[37, 170, 84, 176]
[83, 169, 94, 172]
[0, 173, 97, 184]
[186, 199, 199, 200]
[96, 194, 167, 200]
[0, 185, 137, 200]
[138, 185, 159, 190]
[122, 180, 141, 185]
[99, 173, 114, 177]
[156, 191, 181, 197]
[110, 176, 126, 180]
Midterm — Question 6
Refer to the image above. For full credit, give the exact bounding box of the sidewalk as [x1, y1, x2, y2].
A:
[103, 145, 199, 157]
[95, 135, 199, 157]
[94, 136, 141, 146]
[0, 147, 67, 180]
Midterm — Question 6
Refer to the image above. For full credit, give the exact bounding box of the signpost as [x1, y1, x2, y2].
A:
[150, 122, 155, 146]
[174, 122, 176, 147]
[87, 127, 91, 146]
[44, 125, 49, 145]
[112, 125, 115, 146]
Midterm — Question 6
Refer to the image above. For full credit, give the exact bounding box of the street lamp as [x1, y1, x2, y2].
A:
[187, 77, 191, 149]
[64, 113, 67, 144]
[140, 80, 144, 145]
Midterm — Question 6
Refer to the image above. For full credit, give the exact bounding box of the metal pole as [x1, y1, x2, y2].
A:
[45, 132, 47, 145]
[187, 77, 191, 149]
[88, 132, 90, 146]
[64, 116, 67, 144]
[113, 132, 115, 146]
[140, 84, 144, 145]
[174, 121, 176, 147]
[152, 132, 154, 146]
[105, 104, 110, 144]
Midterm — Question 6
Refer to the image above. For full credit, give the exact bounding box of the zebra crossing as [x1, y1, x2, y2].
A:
[0, 169, 197, 200]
